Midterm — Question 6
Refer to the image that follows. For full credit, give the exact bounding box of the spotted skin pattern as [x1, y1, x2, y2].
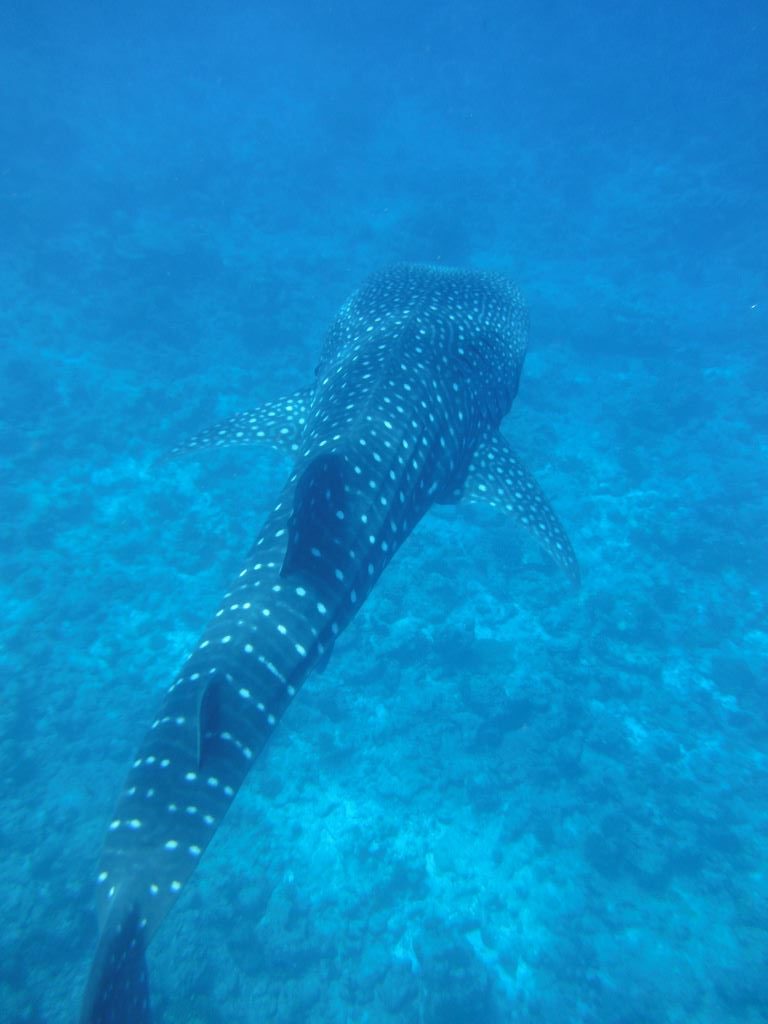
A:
[81, 264, 578, 1023]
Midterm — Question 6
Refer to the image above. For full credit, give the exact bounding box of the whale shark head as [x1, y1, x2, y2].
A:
[275, 265, 529, 605]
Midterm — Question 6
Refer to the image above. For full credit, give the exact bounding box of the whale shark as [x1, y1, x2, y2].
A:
[80, 264, 578, 1022]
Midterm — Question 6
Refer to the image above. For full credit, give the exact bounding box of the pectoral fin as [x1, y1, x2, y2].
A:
[462, 432, 579, 585]
[167, 386, 314, 458]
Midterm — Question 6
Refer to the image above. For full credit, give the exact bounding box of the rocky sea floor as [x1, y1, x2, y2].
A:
[2, 226, 766, 1022]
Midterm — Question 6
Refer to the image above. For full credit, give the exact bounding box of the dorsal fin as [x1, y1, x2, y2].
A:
[281, 452, 352, 585]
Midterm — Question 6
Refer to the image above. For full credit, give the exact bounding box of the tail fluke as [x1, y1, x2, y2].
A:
[81, 905, 152, 1024]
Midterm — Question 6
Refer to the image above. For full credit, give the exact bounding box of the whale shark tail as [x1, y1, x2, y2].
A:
[81, 903, 152, 1024]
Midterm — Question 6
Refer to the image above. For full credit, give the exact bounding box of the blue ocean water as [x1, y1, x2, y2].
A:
[1, 2, 766, 1022]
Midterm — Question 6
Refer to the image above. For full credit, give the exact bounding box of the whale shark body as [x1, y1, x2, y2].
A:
[81, 264, 578, 1022]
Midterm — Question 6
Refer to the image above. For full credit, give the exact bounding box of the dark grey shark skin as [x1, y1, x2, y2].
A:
[80, 264, 578, 1023]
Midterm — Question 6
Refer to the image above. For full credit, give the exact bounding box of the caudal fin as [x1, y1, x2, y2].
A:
[81, 905, 152, 1024]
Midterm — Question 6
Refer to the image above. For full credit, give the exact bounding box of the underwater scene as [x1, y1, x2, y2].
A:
[1, 2, 766, 1022]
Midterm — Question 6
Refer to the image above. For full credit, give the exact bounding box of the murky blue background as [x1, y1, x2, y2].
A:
[1, 2, 766, 1021]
